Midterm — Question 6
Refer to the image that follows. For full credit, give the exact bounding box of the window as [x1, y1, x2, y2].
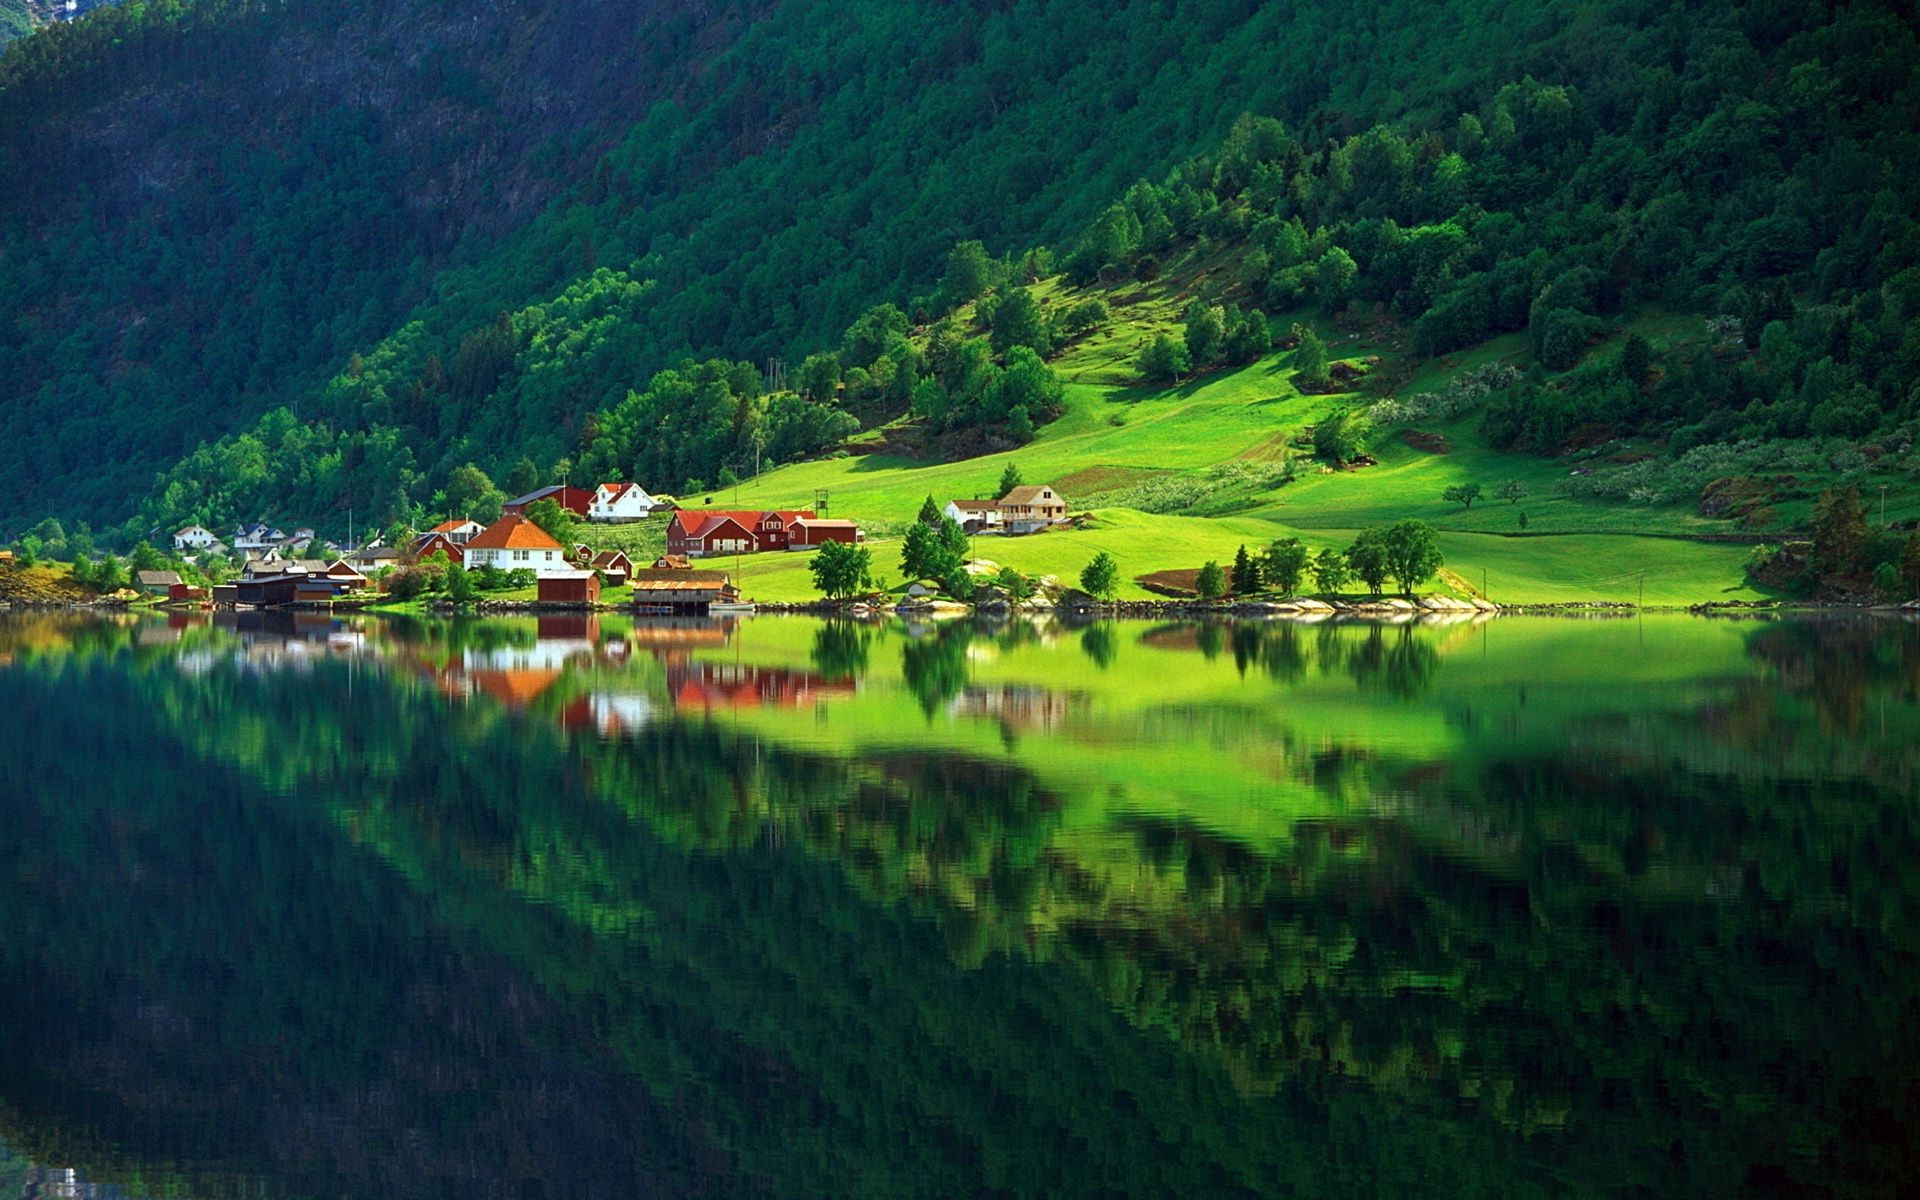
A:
[514, 550, 528, 562]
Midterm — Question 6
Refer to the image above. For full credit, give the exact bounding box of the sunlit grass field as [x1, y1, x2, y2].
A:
[579, 277, 1806, 605]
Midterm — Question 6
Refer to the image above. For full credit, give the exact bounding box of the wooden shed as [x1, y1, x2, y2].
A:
[537, 570, 602, 607]
[628, 568, 737, 614]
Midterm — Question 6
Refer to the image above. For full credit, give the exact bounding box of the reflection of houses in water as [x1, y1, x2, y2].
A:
[666, 660, 856, 710]
[627, 617, 737, 656]
[948, 684, 1083, 733]
[575, 691, 657, 738]
[209, 609, 365, 672]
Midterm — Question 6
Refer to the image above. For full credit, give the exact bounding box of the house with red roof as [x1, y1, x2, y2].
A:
[588, 482, 662, 524]
[430, 518, 485, 544]
[461, 515, 570, 576]
[665, 509, 805, 557]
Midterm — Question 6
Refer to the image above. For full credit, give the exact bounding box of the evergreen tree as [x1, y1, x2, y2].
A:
[997, 462, 1023, 497]
[990, 287, 1052, 357]
[1078, 550, 1118, 599]
[1231, 544, 1260, 594]
[1810, 485, 1868, 578]
[917, 495, 942, 526]
[506, 457, 541, 497]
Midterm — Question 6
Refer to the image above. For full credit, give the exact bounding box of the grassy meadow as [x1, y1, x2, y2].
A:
[571, 274, 1851, 606]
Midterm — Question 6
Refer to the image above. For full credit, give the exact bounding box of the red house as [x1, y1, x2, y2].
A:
[787, 518, 863, 549]
[666, 509, 813, 557]
[503, 485, 594, 518]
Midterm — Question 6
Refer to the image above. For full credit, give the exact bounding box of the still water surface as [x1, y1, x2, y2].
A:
[0, 611, 1916, 1198]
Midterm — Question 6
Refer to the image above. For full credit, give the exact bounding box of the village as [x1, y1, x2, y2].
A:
[151, 478, 1074, 615]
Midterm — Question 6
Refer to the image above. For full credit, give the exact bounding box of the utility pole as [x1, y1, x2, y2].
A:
[1638, 569, 1645, 609]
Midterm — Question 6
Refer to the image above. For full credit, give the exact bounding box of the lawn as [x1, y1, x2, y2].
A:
[602, 277, 1899, 605]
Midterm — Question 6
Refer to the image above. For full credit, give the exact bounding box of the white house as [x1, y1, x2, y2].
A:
[173, 525, 219, 551]
[462, 515, 571, 577]
[589, 482, 662, 524]
[944, 499, 1004, 531]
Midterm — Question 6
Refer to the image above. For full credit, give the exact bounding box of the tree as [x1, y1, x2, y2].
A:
[900, 521, 963, 583]
[1311, 546, 1351, 594]
[445, 563, 477, 604]
[1138, 333, 1191, 384]
[1183, 303, 1227, 366]
[1381, 519, 1444, 594]
[942, 566, 977, 602]
[1443, 482, 1483, 509]
[1346, 532, 1390, 596]
[810, 539, 871, 600]
[1263, 537, 1309, 595]
[1195, 560, 1226, 599]
[1620, 334, 1652, 387]
[1079, 551, 1118, 599]
[798, 352, 842, 403]
[1900, 533, 1920, 599]
[1223, 308, 1270, 364]
[990, 287, 1051, 357]
[944, 240, 999, 307]
[1315, 246, 1357, 308]
[506, 457, 540, 497]
[917, 494, 943, 526]
[1231, 544, 1261, 594]
[1810, 485, 1868, 577]
[1291, 324, 1329, 388]
[995, 566, 1034, 602]
[523, 497, 579, 546]
[1313, 406, 1371, 466]
[1495, 479, 1528, 505]
[997, 462, 1023, 497]
[445, 463, 506, 523]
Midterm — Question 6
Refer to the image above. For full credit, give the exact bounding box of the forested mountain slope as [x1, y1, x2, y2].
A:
[1, 0, 1916, 540]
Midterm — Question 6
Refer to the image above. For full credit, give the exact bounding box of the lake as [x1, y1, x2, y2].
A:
[0, 610, 1916, 1199]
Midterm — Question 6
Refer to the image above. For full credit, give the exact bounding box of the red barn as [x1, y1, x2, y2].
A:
[788, 518, 863, 548]
[666, 509, 816, 557]
[503, 485, 594, 518]
[537, 570, 602, 607]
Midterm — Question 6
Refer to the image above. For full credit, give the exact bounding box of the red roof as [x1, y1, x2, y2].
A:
[595, 483, 647, 500]
[669, 509, 812, 539]
[466, 515, 564, 552]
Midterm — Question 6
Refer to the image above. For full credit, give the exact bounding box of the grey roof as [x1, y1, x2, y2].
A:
[136, 570, 183, 587]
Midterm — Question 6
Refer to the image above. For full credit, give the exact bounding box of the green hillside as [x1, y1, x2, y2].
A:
[2, 0, 1917, 602]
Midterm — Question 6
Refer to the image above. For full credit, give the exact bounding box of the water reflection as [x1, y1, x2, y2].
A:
[0, 612, 1916, 1198]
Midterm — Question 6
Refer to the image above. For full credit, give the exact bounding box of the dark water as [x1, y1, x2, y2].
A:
[0, 610, 1916, 1199]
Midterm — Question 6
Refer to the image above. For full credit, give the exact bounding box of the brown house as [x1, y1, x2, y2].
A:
[537, 570, 602, 607]
[998, 485, 1067, 527]
[589, 550, 634, 585]
[629, 568, 739, 613]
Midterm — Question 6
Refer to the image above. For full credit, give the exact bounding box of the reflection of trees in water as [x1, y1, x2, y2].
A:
[1079, 623, 1117, 670]
[900, 622, 973, 717]
[1345, 625, 1438, 700]
[1744, 617, 1920, 736]
[9, 620, 1920, 1199]
[809, 619, 872, 681]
